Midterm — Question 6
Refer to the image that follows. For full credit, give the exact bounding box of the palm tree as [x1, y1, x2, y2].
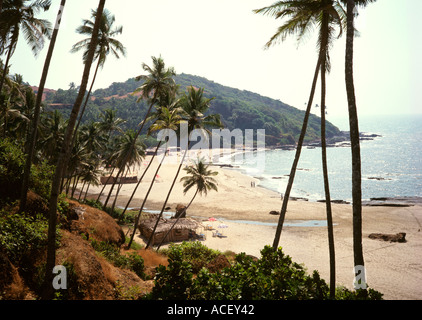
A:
[43, 0, 106, 300]
[19, 0, 65, 213]
[0, 0, 52, 94]
[38, 110, 65, 164]
[342, 0, 375, 291]
[102, 55, 176, 210]
[109, 129, 145, 215]
[156, 158, 218, 251]
[254, 0, 346, 298]
[93, 109, 125, 201]
[97, 108, 125, 137]
[0, 75, 29, 137]
[126, 106, 183, 249]
[70, 7, 126, 139]
[119, 87, 181, 222]
[145, 86, 222, 249]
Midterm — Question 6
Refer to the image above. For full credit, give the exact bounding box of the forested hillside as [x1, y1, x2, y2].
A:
[43, 73, 341, 146]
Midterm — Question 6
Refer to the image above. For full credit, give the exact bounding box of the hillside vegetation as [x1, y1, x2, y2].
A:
[43, 73, 341, 146]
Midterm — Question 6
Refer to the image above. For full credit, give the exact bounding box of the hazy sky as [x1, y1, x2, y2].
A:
[6, 0, 422, 120]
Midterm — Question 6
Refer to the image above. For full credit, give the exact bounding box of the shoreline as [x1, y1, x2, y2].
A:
[83, 155, 422, 300]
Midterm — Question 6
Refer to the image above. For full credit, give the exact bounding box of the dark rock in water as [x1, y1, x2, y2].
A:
[269, 211, 280, 215]
[369, 233, 407, 243]
[317, 199, 349, 204]
[290, 197, 308, 201]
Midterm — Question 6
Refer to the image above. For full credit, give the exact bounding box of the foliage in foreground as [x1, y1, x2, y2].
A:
[148, 244, 383, 300]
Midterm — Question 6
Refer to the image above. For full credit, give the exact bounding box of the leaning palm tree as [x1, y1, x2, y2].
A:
[70, 7, 126, 137]
[126, 106, 183, 248]
[102, 55, 176, 210]
[119, 86, 181, 222]
[342, 0, 375, 291]
[0, 0, 52, 94]
[145, 86, 222, 249]
[156, 158, 218, 251]
[19, 0, 66, 213]
[254, 0, 347, 298]
[43, 0, 106, 300]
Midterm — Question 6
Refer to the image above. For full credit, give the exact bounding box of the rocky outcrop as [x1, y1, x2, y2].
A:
[67, 199, 125, 246]
[173, 204, 187, 219]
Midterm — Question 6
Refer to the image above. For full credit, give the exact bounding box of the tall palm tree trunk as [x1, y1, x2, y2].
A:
[319, 19, 336, 297]
[110, 166, 130, 214]
[127, 144, 169, 248]
[102, 102, 154, 210]
[145, 142, 190, 249]
[346, 0, 365, 289]
[19, 0, 66, 213]
[84, 181, 91, 200]
[78, 180, 87, 201]
[272, 57, 322, 249]
[119, 140, 163, 222]
[156, 188, 199, 251]
[42, 0, 105, 300]
[60, 58, 102, 191]
[0, 38, 15, 98]
[76, 57, 101, 133]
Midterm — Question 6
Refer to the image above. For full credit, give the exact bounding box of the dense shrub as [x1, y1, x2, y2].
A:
[0, 138, 55, 203]
[29, 160, 55, 200]
[150, 244, 194, 300]
[160, 241, 221, 273]
[0, 138, 25, 202]
[0, 210, 58, 265]
[149, 245, 383, 300]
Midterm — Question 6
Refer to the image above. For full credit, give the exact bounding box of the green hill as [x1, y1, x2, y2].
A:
[44, 73, 341, 146]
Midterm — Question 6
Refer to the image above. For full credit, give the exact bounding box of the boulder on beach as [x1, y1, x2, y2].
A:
[174, 204, 187, 219]
[368, 232, 407, 243]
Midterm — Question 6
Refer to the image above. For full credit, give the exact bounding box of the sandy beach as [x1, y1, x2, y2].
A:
[87, 153, 422, 300]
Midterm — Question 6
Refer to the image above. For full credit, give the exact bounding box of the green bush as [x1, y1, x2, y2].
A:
[0, 210, 59, 265]
[149, 245, 383, 300]
[29, 160, 55, 200]
[159, 241, 221, 273]
[150, 244, 194, 300]
[0, 138, 55, 203]
[0, 138, 25, 202]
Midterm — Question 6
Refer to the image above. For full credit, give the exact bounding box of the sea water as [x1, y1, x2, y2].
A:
[217, 114, 422, 202]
